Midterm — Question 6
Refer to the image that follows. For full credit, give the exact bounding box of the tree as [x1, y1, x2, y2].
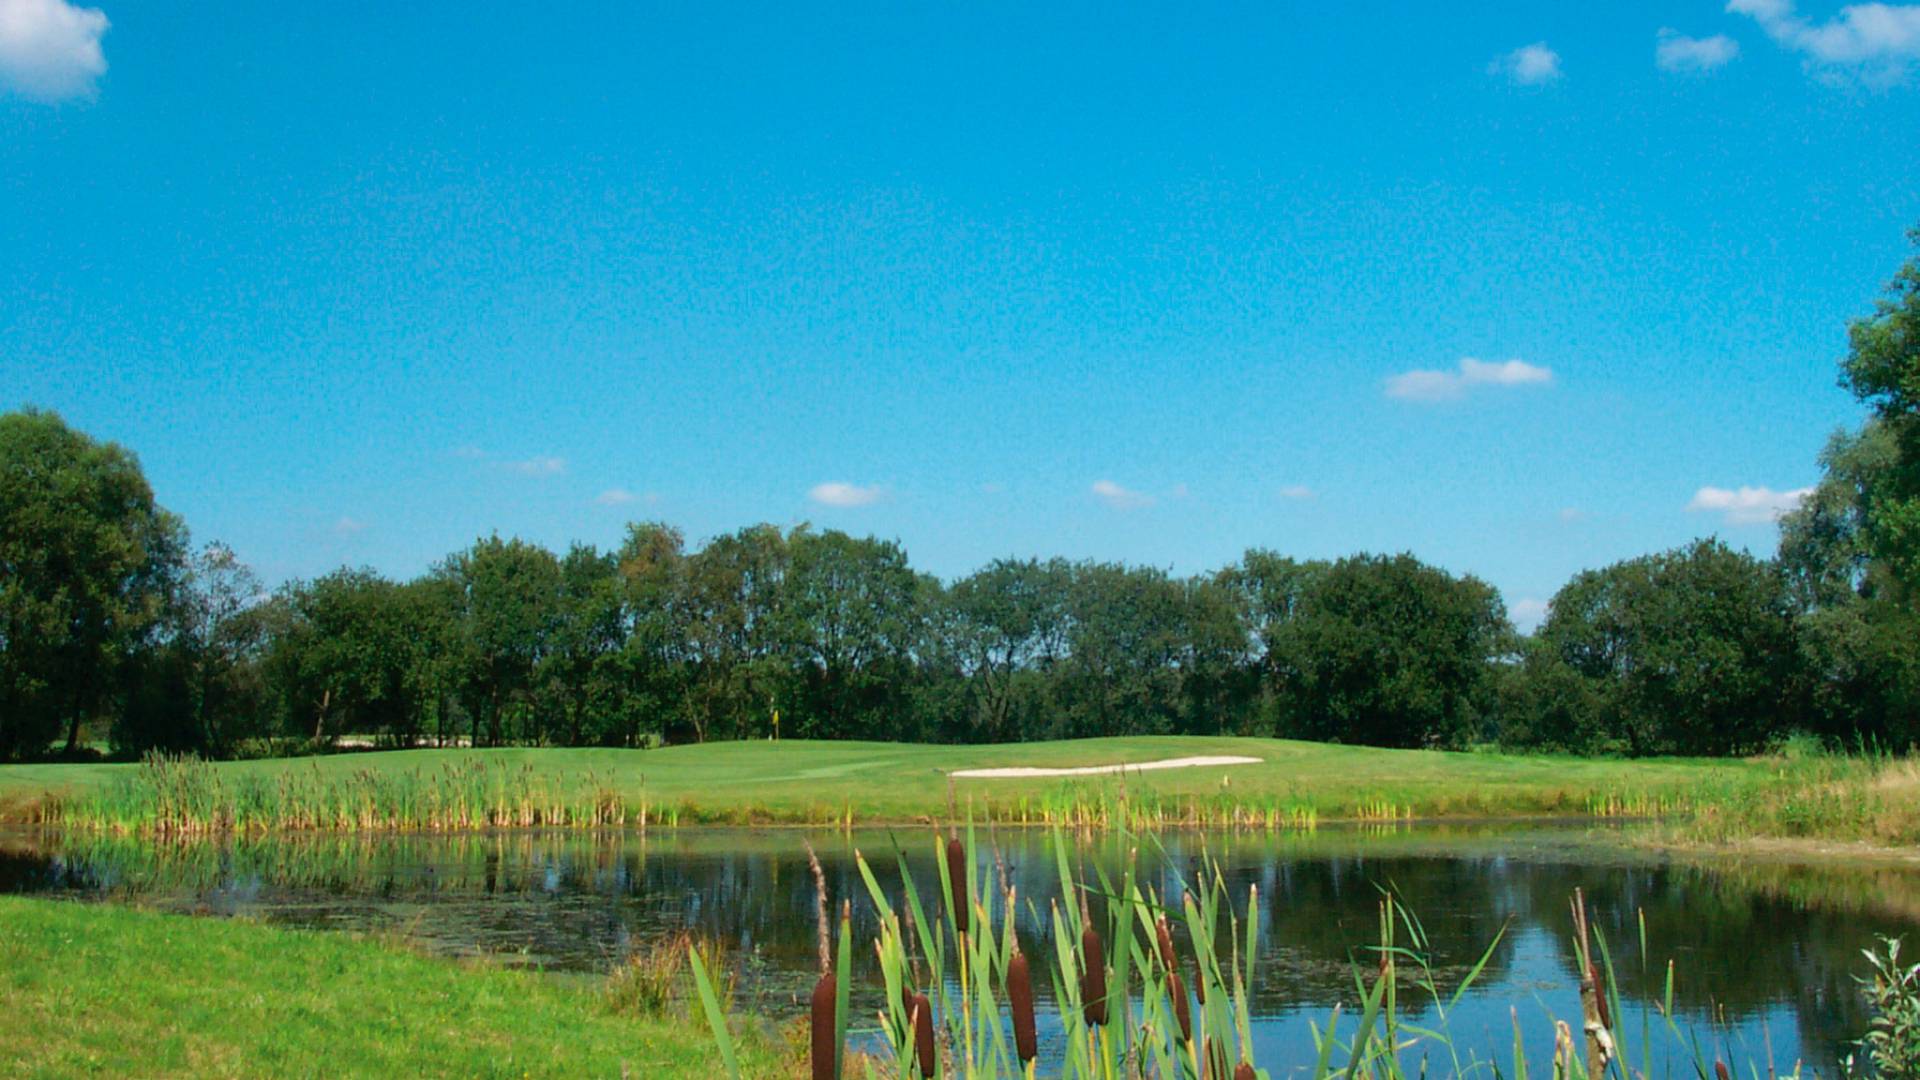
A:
[1267, 553, 1507, 749]
[781, 529, 923, 739]
[1837, 226, 1920, 605]
[940, 558, 1073, 741]
[538, 543, 627, 745]
[0, 408, 184, 758]
[682, 524, 791, 742]
[450, 536, 562, 745]
[1535, 540, 1799, 755]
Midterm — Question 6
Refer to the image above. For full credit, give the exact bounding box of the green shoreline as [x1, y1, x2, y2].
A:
[2, 736, 1913, 846]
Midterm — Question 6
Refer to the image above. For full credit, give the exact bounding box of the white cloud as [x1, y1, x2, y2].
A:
[332, 516, 368, 537]
[1091, 480, 1155, 510]
[1489, 42, 1564, 84]
[1510, 597, 1551, 630]
[809, 481, 885, 508]
[1729, 0, 1920, 82]
[1385, 357, 1554, 402]
[596, 488, 636, 506]
[1278, 485, 1316, 500]
[1686, 484, 1813, 525]
[451, 444, 486, 460]
[1657, 29, 1741, 71]
[0, 0, 108, 102]
[506, 455, 566, 477]
[1557, 507, 1589, 523]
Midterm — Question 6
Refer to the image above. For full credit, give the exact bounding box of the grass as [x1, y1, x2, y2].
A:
[2, 735, 1912, 843]
[0, 895, 791, 1079]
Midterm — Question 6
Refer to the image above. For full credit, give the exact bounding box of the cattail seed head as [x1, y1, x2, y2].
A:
[1081, 924, 1108, 1026]
[809, 973, 837, 1080]
[1193, 953, 1207, 1005]
[1714, 1062, 1730, 1080]
[1589, 962, 1612, 1029]
[1008, 950, 1038, 1063]
[1234, 1064, 1256, 1080]
[1170, 971, 1192, 1044]
[945, 837, 969, 937]
[1157, 915, 1177, 972]
[911, 992, 936, 1078]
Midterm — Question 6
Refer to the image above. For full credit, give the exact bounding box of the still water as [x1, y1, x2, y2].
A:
[3, 823, 1914, 1075]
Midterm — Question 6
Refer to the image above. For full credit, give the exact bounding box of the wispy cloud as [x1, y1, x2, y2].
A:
[1385, 358, 1554, 402]
[596, 488, 637, 506]
[809, 481, 885, 508]
[1489, 42, 1564, 84]
[332, 516, 368, 537]
[1657, 28, 1741, 71]
[1091, 480, 1154, 510]
[1729, 0, 1920, 83]
[451, 444, 486, 460]
[1278, 485, 1316, 500]
[506, 455, 566, 477]
[1686, 484, 1813, 525]
[0, 0, 109, 102]
[1557, 507, 1589, 523]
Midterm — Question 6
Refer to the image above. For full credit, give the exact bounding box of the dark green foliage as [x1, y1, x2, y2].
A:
[1533, 540, 1799, 756]
[1265, 554, 1508, 749]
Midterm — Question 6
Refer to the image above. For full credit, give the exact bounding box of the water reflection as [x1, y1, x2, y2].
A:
[1, 824, 1909, 1074]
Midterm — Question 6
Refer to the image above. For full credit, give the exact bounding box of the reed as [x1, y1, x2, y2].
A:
[708, 823, 1849, 1079]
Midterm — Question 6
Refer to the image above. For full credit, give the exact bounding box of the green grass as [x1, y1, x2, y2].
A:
[0, 896, 790, 1078]
[3, 735, 1912, 842]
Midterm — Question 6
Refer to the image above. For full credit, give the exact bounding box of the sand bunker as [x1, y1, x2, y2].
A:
[949, 755, 1261, 779]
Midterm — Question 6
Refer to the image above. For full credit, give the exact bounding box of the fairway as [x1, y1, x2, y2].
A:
[0, 736, 1774, 830]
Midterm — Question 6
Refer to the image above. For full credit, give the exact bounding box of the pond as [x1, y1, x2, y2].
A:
[3, 823, 1914, 1076]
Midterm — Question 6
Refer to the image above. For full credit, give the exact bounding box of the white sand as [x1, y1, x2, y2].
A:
[949, 755, 1261, 779]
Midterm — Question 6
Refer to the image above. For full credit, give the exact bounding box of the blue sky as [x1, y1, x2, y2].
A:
[4, 1, 1919, 626]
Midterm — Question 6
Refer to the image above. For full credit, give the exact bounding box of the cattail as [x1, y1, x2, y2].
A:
[1233, 1064, 1256, 1080]
[1714, 1062, 1730, 1080]
[1008, 950, 1038, 1064]
[1156, 915, 1177, 972]
[1081, 924, 1108, 1026]
[945, 837, 969, 936]
[1170, 971, 1192, 1044]
[809, 973, 837, 1080]
[1193, 953, 1207, 1005]
[1589, 962, 1612, 1030]
[911, 993, 936, 1078]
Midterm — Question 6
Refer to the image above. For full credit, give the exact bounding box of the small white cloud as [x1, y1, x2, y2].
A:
[506, 455, 566, 477]
[1657, 29, 1741, 71]
[1385, 357, 1554, 402]
[332, 516, 368, 537]
[1489, 41, 1564, 85]
[1557, 507, 1589, 523]
[1278, 485, 1316, 500]
[0, 0, 108, 102]
[451, 444, 486, 460]
[1510, 597, 1551, 631]
[1729, 0, 1920, 83]
[596, 488, 637, 506]
[1686, 484, 1813, 525]
[1091, 480, 1155, 510]
[809, 481, 885, 508]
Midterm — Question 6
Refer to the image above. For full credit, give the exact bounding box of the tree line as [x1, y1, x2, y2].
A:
[3, 229, 1916, 761]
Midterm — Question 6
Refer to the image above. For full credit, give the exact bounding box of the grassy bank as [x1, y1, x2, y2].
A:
[0, 896, 788, 1078]
[2, 736, 1912, 843]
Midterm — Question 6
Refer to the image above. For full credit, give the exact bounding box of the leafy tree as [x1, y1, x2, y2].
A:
[682, 524, 791, 742]
[1837, 226, 1920, 605]
[266, 569, 412, 742]
[538, 544, 627, 746]
[1535, 540, 1799, 755]
[781, 529, 923, 739]
[449, 536, 562, 745]
[940, 558, 1073, 741]
[0, 408, 185, 758]
[1267, 553, 1507, 749]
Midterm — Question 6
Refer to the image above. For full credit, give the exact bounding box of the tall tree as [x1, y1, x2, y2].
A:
[1837, 226, 1920, 605]
[0, 409, 184, 757]
[450, 536, 562, 745]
